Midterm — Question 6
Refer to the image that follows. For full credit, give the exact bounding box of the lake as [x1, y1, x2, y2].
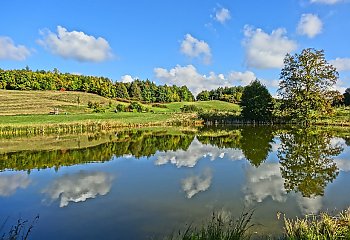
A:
[0, 126, 350, 239]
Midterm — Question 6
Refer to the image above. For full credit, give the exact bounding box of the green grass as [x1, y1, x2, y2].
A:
[162, 101, 240, 113]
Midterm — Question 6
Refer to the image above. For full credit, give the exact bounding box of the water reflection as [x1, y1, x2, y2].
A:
[0, 173, 31, 196]
[42, 171, 113, 207]
[0, 127, 348, 201]
[155, 138, 244, 168]
[244, 163, 286, 205]
[277, 128, 343, 197]
[240, 127, 274, 167]
[182, 168, 212, 198]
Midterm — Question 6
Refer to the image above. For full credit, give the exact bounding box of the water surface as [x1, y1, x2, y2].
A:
[0, 126, 349, 239]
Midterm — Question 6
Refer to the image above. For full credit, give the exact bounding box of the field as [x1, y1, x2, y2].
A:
[0, 90, 239, 128]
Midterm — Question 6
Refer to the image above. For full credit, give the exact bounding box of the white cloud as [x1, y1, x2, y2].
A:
[297, 14, 323, 38]
[0, 174, 31, 196]
[228, 71, 256, 86]
[335, 159, 350, 171]
[296, 194, 323, 214]
[0, 37, 31, 61]
[180, 34, 211, 64]
[215, 8, 231, 24]
[38, 26, 113, 62]
[244, 163, 287, 205]
[154, 65, 261, 95]
[43, 171, 113, 207]
[243, 26, 297, 69]
[155, 137, 244, 168]
[182, 168, 212, 198]
[330, 58, 350, 71]
[310, 0, 344, 4]
[120, 75, 136, 83]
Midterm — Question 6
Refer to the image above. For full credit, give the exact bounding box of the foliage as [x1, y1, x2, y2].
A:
[240, 80, 273, 122]
[344, 88, 350, 106]
[116, 104, 126, 112]
[87, 101, 105, 113]
[277, 128, 343, 197]
[197, 86, 244, 103]
[0, 68, 194, 103]
[180, 105, 203, 113]
[165, 211, 254, 240]
[282, 209, 350, 239]
[278, 48, 339, 124]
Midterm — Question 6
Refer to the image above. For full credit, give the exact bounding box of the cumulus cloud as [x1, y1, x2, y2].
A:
[243, 26, 297, 69]
[155, 138, 244, 168]
[180, 34, 211, 64]
[244, 163, 287, 205]
[120, 75, 136, 83]
[297, 14, 323, 38]
[154, 65, 261, 95]
[0, 37, 31, 61]
[43, 171, 113, 207]
[38, 26, 113, 62]
[0, 174, 31, 196]
[182, 168, 213, 198]
[330, 58, 350, 71]
[215, 8, 231, 24]
[228, 71, 257, 86]
[310, 0, 344, 4]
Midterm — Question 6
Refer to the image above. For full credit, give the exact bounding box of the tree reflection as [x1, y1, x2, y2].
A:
[240, 126, 274, 167]
[0, 130, 195, 172]
[277, 128, 343, 197]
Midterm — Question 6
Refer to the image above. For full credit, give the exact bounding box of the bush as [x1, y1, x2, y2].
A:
[151, 103, 168, 109]
[115, 104, 126, 112]
[180, 105, 203, 113]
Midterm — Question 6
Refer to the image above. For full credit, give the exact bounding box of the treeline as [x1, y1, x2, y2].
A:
[0, 68, 194, 103]
[196, 86, 244, 103]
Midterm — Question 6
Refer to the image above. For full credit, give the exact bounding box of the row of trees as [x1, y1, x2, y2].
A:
[0, 68, 194, 103]
[196, 86, 244, 103]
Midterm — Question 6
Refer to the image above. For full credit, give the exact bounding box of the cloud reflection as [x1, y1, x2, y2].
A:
[244, 163, 287, 205]
[0, 173, 31, 196]
[296, 194, 323, 214]
[182, 168, 212, 199]
[43, 171, 113, 207]
[155, 138, 244, 168]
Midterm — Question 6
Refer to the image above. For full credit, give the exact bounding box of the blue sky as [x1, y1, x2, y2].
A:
[0, 0, 349, 95]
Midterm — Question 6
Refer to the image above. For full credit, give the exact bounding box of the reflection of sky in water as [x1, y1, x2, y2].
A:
[155, 137, 244, 168]
[0, 173, 31, 196]
[42, 171, 114, 207]
[0, 134, 349, 239]
[182, 168, 212, 198]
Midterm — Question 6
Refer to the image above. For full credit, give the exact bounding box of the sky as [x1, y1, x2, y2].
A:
[0, 0, 350, 95]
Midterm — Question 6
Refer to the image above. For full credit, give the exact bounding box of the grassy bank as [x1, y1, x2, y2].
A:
[163, 209, 350, 240]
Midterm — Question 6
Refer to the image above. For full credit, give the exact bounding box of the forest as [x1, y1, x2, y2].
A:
[0, 67, 194, 103]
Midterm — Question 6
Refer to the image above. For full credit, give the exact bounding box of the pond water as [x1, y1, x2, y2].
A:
[0, 126, 350, 239]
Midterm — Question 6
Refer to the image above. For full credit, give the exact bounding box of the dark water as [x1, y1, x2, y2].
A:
[0, 126, 350, 239]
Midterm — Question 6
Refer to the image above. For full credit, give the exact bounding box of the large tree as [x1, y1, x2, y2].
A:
[240, 79, 273, 122]
[344, 88, 350, 106]
[278, 48, 338, 124]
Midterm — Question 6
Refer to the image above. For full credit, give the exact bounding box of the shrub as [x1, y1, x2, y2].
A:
[128, 101, 144, 112]
[180, 105, 203, 113]
[115, 104, 126, 112]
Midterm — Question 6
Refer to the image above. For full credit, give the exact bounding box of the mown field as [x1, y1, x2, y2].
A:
[0, 90, 239, 127]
